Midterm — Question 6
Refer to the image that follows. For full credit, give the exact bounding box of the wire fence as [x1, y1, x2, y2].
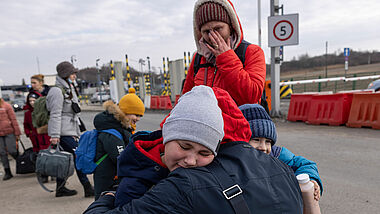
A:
[282, 71, 380, 93]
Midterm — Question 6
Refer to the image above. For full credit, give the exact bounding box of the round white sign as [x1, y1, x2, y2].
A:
[273, 20, 294, 41]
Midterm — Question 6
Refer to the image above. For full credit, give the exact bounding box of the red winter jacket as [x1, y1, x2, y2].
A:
[23, 91, 50, 152]
[0, 100, 21, 137]
[183, 0, 266, 106]
[23, 109, 50, 152]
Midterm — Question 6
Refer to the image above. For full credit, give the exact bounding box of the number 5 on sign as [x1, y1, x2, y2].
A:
[268, 14, 299, 47]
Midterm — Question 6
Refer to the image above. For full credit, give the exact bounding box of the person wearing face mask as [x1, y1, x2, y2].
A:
[46, 61, 94, 198]
[92, 88, 145, 200]
[182, 0, 266, 106]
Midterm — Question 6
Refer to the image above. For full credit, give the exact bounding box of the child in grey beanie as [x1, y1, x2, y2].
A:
[113, 85, 225, 206]
[162, 85, 224, 171]
[163, 85, 224, 154]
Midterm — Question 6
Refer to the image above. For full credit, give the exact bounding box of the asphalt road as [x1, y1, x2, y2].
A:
[1, 109, 379, 213]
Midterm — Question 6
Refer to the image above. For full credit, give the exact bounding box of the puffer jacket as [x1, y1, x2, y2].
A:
[271, 145, 324, 194]
[85, 87, 303, 214]
[0, 99, 21, 137]
[46, 76, 81, 138]
[93, 101, 133, 200]
[183, 0, 266, 106]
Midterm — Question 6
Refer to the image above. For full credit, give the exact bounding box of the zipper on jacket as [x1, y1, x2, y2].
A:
[212, 66, 217, 87]
[204, 68, 208, 85]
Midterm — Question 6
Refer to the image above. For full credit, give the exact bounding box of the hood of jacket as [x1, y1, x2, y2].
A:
[24, 90, 42, 111]
[193, 0, 244, 55]
[94, 100, 131, 131]
[41, 84, 50, 96]
[55, 76, 70, 90]
[117, 130, 168, 177]
[211, 87, 251, 143]
[160, 87, 251, 144]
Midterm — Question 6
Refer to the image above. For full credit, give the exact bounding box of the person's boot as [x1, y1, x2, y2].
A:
[56, 186, 78, 197]
[56, 180, 77, 197]
[3, 168, 13, 181]
[83, 181, 95, 198]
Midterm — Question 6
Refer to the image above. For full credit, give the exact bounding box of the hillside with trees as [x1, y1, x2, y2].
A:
[279, 50, 380, 73]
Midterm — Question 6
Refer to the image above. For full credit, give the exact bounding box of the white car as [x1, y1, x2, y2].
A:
[90, 92, 111, 103]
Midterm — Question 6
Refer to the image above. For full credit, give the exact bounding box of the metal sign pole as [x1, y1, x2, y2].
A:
[258, 0, 261, 47]
[270, 0, 281, 117]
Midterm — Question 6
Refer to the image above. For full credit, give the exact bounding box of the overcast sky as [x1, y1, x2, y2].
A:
[1, 0, 379, 85]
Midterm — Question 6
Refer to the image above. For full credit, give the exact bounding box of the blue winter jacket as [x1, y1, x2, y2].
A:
[84, 141, 303, 214]
[271, 145, 323, 194]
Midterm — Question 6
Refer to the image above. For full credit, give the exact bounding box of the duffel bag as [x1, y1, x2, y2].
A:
[35, 143, 74, 192]
[16, 139, 36, 174]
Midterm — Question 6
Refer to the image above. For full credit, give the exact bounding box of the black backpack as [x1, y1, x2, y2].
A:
[192, 40, 269, 114]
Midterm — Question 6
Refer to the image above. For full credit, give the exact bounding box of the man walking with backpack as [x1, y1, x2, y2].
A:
[182, 0, 266, 106]
[46, 61, 94, 197]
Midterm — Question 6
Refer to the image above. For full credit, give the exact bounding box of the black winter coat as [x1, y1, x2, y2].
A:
[85, 141, 303, 214]
[93, 101, 132, 200]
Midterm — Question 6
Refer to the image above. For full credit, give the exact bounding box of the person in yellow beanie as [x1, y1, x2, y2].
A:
[118, 88, 145, 133]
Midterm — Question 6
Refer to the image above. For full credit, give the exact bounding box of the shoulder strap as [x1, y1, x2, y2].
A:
[49, 86, 67, 98]
[100, 129, 123, 140]
[193, 53, 213, 77]
[96, 129, 123, 165]
[37, 173, 68, 192]
[37, 143, 68, 192]
[205, 160, 251, 214]
[260, 87, 270, 114]
[18, 139, 26, 152]
[234, 40, 250, 65]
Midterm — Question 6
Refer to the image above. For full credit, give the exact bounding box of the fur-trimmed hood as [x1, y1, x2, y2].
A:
[193, 0, 244, 54]
[100, 100, 131, 129]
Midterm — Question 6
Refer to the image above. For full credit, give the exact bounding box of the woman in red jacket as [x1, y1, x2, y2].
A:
[182, 0, 266, 106]
[0, 97, 21, 180]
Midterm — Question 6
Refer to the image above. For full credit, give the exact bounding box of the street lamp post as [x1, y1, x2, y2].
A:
[147, 56, 154, 90]
[71, 55, 77, 66]
[96, 59, 103, 104]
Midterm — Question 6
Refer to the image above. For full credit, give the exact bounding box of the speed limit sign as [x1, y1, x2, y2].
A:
[268, 14, 299, 47]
